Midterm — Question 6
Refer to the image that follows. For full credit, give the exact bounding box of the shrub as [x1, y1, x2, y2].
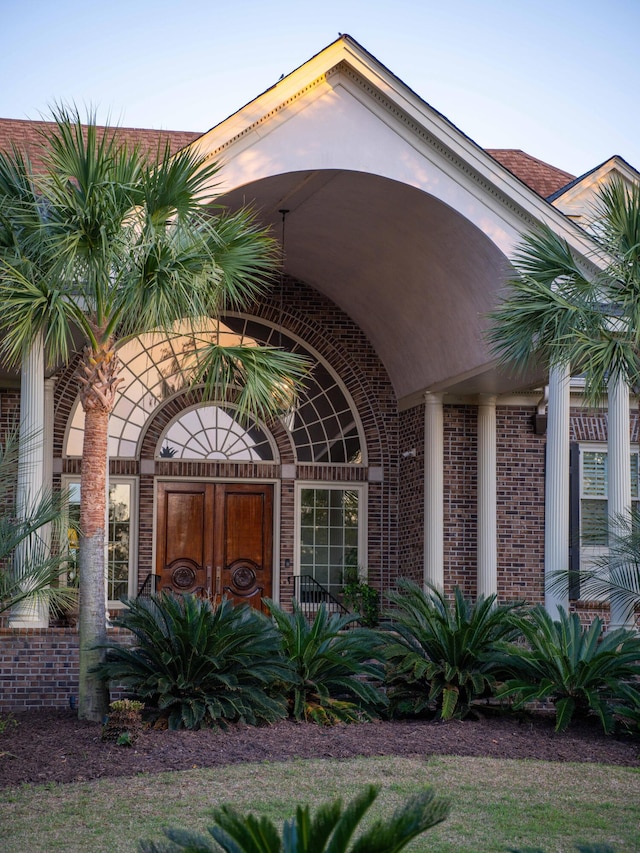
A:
[268, 600, 387, 724]
[615, 681, 640, 735]
[138, 784, 450, 853]
[382, 581, 522, 720]
[341, 567, 380, 627]
[102, 699, 145, 745]
[95, 592, 291, 729]
[497, 606, 640, 733]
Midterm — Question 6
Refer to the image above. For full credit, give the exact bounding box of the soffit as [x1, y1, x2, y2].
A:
[219, 170, 525, 402]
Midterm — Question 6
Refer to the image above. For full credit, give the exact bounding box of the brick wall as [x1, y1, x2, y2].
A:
[50, 277, 399, 600]
[496, 407, 546, 604]
[444, 404, 478, 596]
[0, 627, 133, 712]
[398, 405, 424, 585]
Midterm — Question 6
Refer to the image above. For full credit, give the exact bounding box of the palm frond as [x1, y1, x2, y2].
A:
[194, 343, 310, 424]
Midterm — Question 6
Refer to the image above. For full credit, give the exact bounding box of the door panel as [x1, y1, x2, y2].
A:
[218, 485, 273, 606]
[156, 483, 213, 596]
[156, 482, 273, 609]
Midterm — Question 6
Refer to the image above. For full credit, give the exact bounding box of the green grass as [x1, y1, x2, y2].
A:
[1, 756, 639, 852]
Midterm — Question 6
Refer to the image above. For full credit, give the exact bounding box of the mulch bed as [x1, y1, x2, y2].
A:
[1, 708, 638, 789]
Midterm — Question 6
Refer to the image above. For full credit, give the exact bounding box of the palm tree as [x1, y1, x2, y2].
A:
[0, 107, 307, 721]
[488, 176, 640, 623]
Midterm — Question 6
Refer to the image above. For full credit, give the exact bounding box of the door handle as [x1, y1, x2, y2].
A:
[215, 566, 222, 597]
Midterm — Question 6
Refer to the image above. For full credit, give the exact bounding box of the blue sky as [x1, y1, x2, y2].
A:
[3, 0, 638, 177]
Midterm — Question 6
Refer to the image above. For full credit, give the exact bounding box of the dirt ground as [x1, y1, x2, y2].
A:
[1, 708, 638, 789]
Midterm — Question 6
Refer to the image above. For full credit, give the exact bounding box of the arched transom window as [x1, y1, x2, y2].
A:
[158, 404, 276, 461]
[65, 315, 365, 464]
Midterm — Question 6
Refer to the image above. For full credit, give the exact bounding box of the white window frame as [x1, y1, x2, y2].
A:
[578, 444, 639, 595]
[294, 482, 368, 602]
[62, 475, 138, 608]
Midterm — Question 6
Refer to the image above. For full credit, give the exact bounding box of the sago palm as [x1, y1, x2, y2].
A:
[382, 580, 521, 720]
[138, 784, 450, 853]
[0, 107, 306, 720]
[95, 592, 291, 730]
[268, 601, 386, 724]
[497, 606, 640, 733]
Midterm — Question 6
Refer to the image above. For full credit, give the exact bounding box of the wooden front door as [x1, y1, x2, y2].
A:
[156, 482, 273, 609]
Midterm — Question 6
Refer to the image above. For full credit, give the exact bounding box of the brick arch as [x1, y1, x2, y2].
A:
[259, 276, 398, 472]
[51, 278, 400, 593]
[254, 277, 399, 592]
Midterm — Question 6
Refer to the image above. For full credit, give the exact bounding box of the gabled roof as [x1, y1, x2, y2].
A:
[486, 149, 575, 199]
[0, 117, 200, 173]
[0, 36, 611, 400]
[548, 155, 640, 224]
[1, 115, 571, 198]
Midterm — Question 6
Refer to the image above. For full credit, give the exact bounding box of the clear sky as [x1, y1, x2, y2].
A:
[2, 0, 638, 177]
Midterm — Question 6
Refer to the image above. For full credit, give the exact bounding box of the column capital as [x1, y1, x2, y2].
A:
[424, 391, 444, 406]
[477, 393, 497, 407]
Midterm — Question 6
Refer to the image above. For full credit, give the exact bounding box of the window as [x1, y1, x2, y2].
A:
[157, 404, 276, 461]
[64, 477, 137, 606]
[65, 315, 365, 465]
[580, 447, 639, 547]
[297, 485, 365, 599]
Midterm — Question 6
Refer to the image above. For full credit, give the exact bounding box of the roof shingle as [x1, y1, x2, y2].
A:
[0, 117, 201, 173]
[0, 118, 576, 200]
[486, 148, 575, 199]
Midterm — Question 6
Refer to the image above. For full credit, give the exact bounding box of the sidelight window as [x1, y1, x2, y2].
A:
[297, 485, 365, 599]
[64, 477, 137, 606]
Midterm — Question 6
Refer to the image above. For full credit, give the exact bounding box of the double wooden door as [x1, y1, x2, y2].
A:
[156, 482, 273, 609]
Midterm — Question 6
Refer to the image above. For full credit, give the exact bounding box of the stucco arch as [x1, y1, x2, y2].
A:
[219, 169, 512, 403]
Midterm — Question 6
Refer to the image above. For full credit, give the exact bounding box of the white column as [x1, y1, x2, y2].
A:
[607, 372, 633, 628]
[477, 395, 497, 598]
[544, 364, 570, 619]
[424, 392, 444, 590]
[10, 335, 47, 627]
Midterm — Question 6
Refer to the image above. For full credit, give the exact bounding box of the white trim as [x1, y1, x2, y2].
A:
[294, 481, 368, 594]
[62, 474, 139, 608]
[155, 401, 280, 462]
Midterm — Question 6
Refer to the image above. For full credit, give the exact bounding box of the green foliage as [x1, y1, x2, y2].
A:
[267, 600, 387, 724]
[615, 681, 640, 735]
[138, 784, 450, 853]
[341, 567, 380, 627]
[95, 592, 291, 729]
[0, 429, 77, 617]
[0, 107, 308, 719]
[102, 698, 145, 745]
[487, 176, 640, 402]
[0, 712, 17, 735]
[382, 581, 522, 720]
[549, 507, 640, 627]
[497, 606, 640, 733]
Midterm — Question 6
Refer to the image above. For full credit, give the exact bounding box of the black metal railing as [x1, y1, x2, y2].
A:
[293, 574, 360, 624]
[137, 573, 160, 598]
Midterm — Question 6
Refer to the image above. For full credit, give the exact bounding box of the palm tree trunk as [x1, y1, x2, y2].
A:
[78, 404, 110, 721]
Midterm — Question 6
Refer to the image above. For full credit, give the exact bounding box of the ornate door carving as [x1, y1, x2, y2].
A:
[156, 482, 273, 609]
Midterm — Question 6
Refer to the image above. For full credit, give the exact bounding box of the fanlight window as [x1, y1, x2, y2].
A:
[158, 405, 275, 461]
[65, 316, 364, 464]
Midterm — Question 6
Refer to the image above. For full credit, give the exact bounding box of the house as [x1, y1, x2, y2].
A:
[1, 35, 637, 709]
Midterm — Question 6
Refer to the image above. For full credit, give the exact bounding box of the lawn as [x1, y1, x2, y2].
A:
[1, 755, 638, 852]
